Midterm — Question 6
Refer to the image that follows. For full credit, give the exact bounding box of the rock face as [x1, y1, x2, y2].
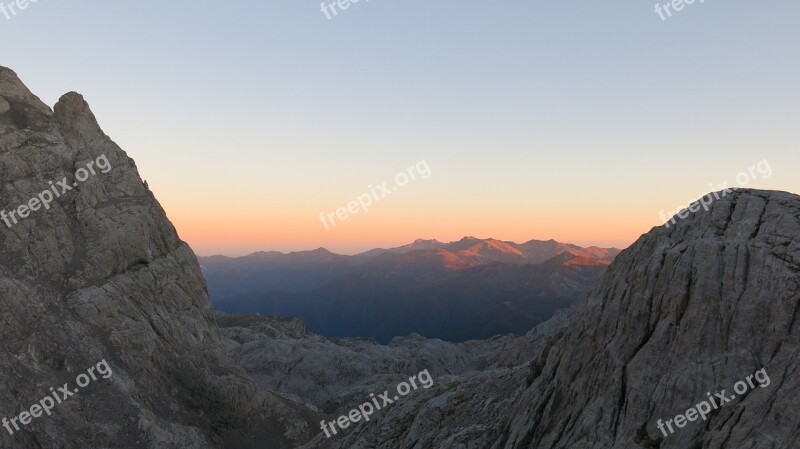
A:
[496, 189, 800, 449]
[0, 67, 317, 448]
[307, 189, 800, 449]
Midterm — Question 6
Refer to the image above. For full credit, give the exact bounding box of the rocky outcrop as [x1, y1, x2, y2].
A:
[497, 188, 800, 449]
[312, 189, 800, 448]
[0, 67, 317, 449]
[218, 311, 566, 415]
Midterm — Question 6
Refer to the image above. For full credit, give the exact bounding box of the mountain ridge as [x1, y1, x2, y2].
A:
[199, 237, 621, 301]
[202, 237, 621, 262]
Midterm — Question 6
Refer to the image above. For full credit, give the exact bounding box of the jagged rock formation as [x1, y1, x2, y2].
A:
[0, 67, 317, 448]
[305, 189, 800, 448]
[218, 311, 566, 415]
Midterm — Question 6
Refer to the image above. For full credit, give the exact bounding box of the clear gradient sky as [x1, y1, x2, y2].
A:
[2, 1, 798, 255]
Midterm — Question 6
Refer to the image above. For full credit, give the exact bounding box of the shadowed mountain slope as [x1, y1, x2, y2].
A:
[216, 254, 608, 343]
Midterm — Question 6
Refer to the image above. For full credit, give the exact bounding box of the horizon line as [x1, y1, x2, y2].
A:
[193, 236, 628, 258]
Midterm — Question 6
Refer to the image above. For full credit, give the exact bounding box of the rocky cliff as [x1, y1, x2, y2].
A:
[497, 188, 800, 449]
[0, 67, 317, 449]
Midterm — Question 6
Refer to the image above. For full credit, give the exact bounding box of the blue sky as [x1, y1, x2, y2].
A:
[2, 1, 798, 255]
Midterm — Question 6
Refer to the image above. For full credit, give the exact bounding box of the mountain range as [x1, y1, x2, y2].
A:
[201, 237, 619, 299]
[205, 238, 620, 342]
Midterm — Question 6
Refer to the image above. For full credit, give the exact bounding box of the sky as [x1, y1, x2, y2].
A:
[1, 1, 798, 256]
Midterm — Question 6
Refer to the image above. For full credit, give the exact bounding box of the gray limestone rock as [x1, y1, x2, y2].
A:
[0, 66, 318, 449]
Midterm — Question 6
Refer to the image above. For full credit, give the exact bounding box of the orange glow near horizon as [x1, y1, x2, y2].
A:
[147, 151, 791, 257]
[162, 193, 651, 256]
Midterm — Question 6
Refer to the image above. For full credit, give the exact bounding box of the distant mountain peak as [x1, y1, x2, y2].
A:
[306, 247, 333, 254]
